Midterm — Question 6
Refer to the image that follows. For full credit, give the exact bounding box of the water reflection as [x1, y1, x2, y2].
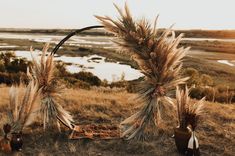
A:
[12, 50, 143, 82]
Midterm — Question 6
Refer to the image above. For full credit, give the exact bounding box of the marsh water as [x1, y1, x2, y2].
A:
[0, 33, 145, 81]
[13, 50, 143, 81]
[0, 33, 114, 49]
[0, 32, 235, 81]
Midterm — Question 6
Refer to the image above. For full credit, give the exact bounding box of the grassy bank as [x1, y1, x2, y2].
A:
[0, 86, 234, 155]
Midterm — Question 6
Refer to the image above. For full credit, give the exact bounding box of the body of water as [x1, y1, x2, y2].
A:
[10, 50, 143, 82]
[1, 32, 234, 81]
[217, 60, 235, 66]
[0, 33, 114, 48]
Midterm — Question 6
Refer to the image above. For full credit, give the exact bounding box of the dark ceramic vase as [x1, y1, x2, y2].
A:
[174, 127, 192, 154]
[0, 124, 12, 153]
[0, 137, 11, 153]
[10, 132, 23, 151]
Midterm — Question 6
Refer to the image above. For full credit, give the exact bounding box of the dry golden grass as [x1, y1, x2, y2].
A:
[0, 85, 234, 155]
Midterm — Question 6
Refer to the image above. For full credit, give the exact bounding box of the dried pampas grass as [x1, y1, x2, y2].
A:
[8, 80, 39, 133]
[176, 86, 205, 130]
[29, 43, 74, 130]
[96, 3, 189, 140]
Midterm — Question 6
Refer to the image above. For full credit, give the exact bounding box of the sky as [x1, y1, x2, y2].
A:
[0, 0, 234, 29]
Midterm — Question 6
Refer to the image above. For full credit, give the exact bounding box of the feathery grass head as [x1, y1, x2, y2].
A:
[29, 44, 74, 130]
[96, 3, 189, 95]
[29, 43, 58, 97]
[8, 80, 39, 133]
[96, 3, 189, 140]
[176, 86, 205, 130]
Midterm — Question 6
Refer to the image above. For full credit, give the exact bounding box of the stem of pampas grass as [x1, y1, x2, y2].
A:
[96, 3, 189, 140]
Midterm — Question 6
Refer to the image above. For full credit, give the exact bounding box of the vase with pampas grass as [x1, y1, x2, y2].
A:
[174, 86, 205, 155]
[96, 3, 189, 140]
[7, 80, 39, 151]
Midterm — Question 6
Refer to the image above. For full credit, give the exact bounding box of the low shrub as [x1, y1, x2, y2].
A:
[72, 71, 102, 86]
[109, 80, 127, 88]
[190, 87, 204, 99]
[190, 86, 235, 103]
[74, 80, 91, 90]
[0, 72, 28, 85]
[200, 74, 214, 86]
[183, 68, 200, 86]
[183, 68, 214, 87]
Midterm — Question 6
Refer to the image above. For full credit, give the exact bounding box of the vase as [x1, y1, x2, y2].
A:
[10, 132, 23, 151]
[0, 137, 11, 153]
[174, 127, 192, 154]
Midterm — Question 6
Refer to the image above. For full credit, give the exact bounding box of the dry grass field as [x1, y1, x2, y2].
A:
[0, 85, 234, 156]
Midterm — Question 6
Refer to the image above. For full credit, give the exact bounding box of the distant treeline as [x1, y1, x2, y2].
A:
[1, 28, 235, 39]
[0, 28, 111, 36]
[174, 29, 235, 39]
[180, 40, 235, 53]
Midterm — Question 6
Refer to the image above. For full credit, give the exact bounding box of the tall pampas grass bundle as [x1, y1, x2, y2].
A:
[175, 86, 205, 155]
[29, 44, 74, 131]
[96, 4, 189, 140]
[175, 86, 205, 130]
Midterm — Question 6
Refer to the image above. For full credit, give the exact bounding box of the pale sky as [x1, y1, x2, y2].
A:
[0, 0, 234, 29]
